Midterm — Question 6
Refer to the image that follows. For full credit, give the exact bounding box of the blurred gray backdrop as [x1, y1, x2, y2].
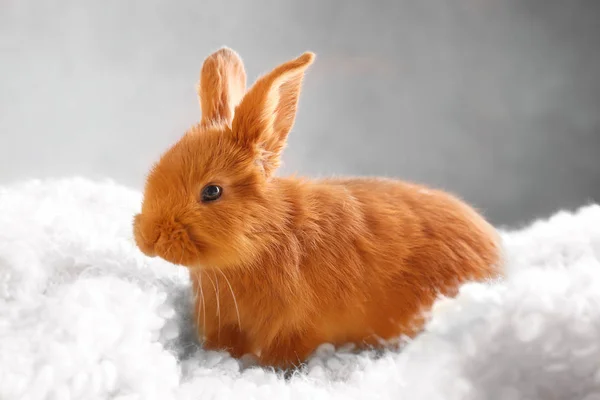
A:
[1, 0, 599, 227]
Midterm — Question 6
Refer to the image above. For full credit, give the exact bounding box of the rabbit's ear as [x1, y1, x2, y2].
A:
[198, 47, 247, 127]
[232, 52, 315, 176]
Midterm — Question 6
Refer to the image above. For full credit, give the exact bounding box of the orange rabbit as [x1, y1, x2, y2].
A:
[133, 47, 502, 369]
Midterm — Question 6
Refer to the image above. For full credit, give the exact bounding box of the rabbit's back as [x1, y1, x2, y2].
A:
[293, 176, 502, 346]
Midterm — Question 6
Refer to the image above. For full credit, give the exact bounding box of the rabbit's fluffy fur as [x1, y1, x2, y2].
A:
[133, 48, 502, 368]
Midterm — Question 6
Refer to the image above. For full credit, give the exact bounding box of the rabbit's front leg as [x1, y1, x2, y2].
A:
[258, 332, 319, 369]
[203, 324, 251, 359]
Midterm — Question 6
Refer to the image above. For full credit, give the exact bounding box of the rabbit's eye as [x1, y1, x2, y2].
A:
[201, 185, 222, 203]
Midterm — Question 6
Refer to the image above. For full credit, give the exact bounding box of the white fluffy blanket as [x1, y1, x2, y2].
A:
[1, 178, 599, 400]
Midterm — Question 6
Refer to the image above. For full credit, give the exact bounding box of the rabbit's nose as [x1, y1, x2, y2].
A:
[133, 213, 159, 257]
[134, 214, 198, 265]
[153, 219, 197, 265]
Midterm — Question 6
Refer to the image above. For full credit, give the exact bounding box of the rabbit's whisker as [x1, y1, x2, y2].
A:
[219, 269, 241, 331]
[197, 271, 207, 343]
[206, 271, 221, 342]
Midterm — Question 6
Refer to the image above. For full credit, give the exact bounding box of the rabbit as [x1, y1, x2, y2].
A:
[133, 47, 503, 369]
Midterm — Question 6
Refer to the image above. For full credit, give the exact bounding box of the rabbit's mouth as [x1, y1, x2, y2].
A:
[133, 213, 202, 267]
[154, 229, 202, 267]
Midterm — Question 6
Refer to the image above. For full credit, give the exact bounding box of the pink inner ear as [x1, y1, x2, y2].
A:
[254, 154, 266, 175]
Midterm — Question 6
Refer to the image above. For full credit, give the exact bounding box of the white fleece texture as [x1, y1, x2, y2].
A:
[1, 178, 599, 400]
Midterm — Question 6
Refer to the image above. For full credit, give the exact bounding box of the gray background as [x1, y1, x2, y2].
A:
[1, 0, 599, 228]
